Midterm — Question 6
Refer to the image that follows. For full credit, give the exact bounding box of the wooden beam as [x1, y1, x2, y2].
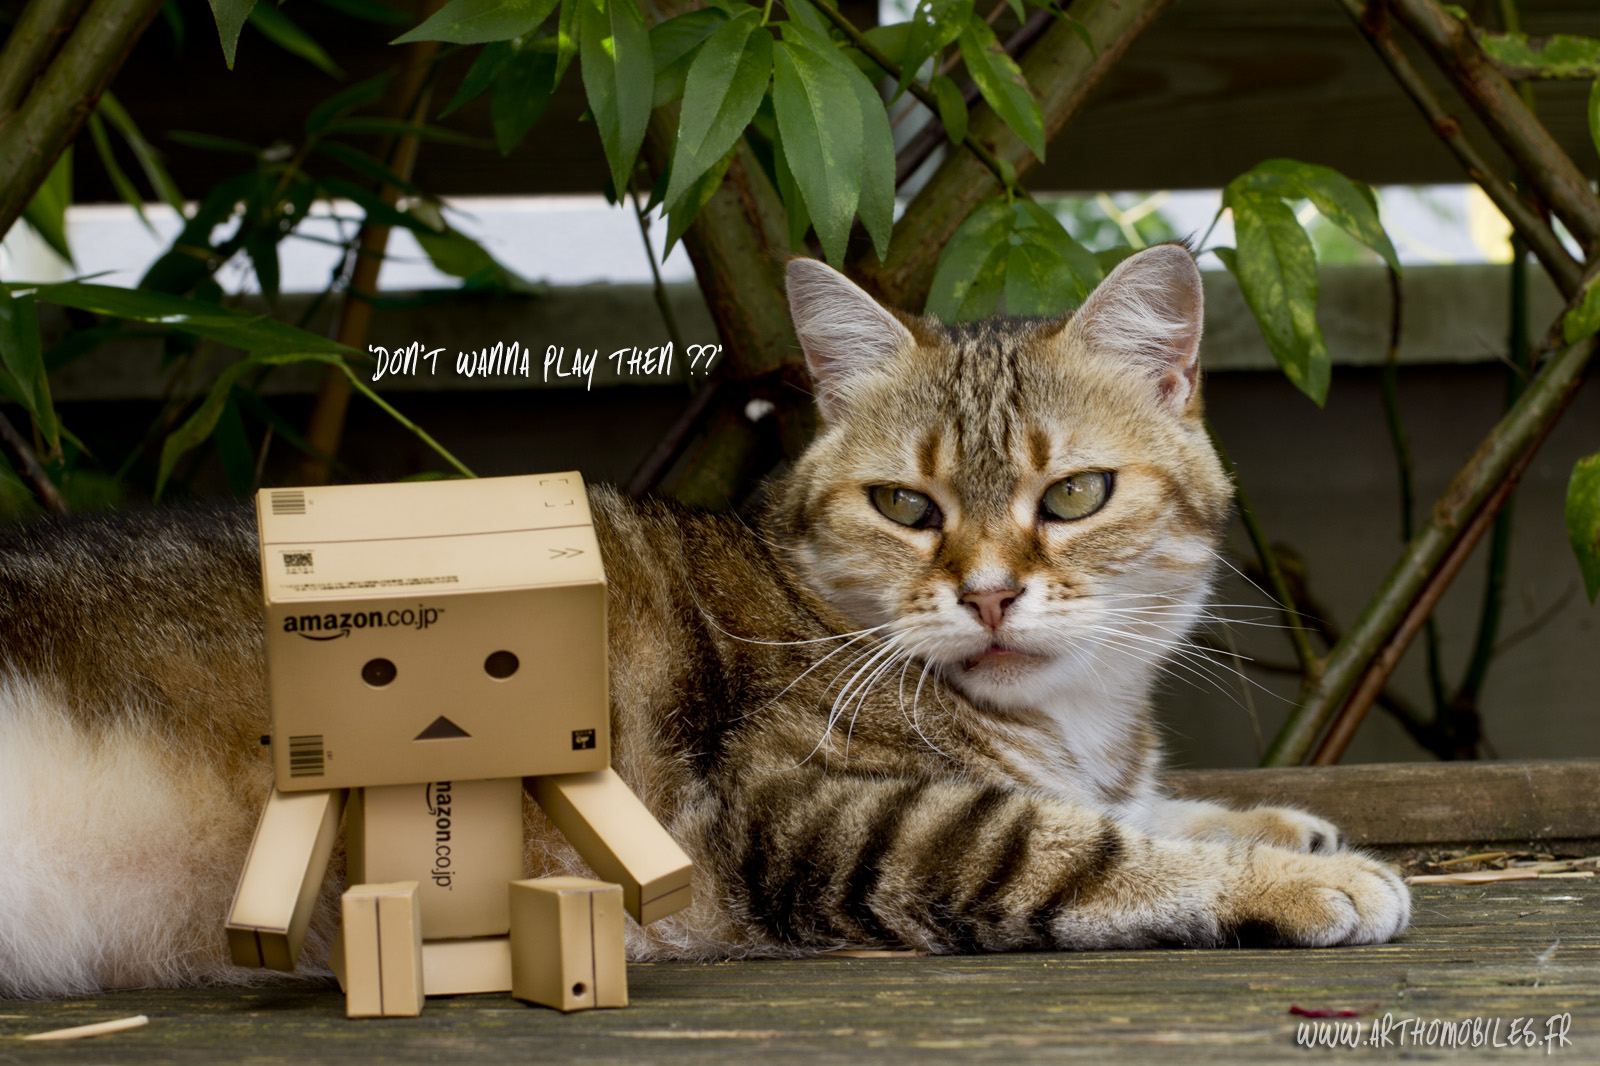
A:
[1167, 759, 1600, 845]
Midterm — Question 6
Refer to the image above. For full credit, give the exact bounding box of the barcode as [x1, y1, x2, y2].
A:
[288, 735, 325, 777]
[271, 490, 307, 515]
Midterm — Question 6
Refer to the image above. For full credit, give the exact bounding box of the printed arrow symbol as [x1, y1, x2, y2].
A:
[548, 547, 583, 559]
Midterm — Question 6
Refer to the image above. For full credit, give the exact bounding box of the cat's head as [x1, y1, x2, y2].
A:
[772, 245, 1231, 716]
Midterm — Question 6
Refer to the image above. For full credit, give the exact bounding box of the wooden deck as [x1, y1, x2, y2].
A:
[5, 876, 1597, 1064]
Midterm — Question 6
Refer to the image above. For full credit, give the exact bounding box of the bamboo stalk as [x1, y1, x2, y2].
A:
[855, 0, 1172, 308]
[0, 0, 91, 119]
[1388, 0, 1600, 252]
[0, 0, 165, 239]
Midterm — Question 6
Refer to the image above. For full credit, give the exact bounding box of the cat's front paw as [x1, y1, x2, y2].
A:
[1227, 847, 1410, 947]
[1230, 805, 1343, 854]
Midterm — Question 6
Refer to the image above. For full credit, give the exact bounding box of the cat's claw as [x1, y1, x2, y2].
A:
[1237, 806, 1345, 854]
[1227, 847, 1410, 947]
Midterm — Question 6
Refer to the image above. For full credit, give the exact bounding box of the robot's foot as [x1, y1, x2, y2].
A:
[510, 877, 628, 1012]
[339, 881, 425, 1018]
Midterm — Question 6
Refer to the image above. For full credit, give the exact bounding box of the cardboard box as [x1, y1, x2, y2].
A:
[510, 878, 627, 1011]
[342, 882, 425, 1018]
[226, 787, 345, 971]
[528, 770, 693, 925]
[256, 474, 609, 792]
[347, 778, 525, 939]
[422, 937, 513, 996]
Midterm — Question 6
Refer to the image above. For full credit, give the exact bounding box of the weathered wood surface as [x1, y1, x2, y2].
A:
[3, 880, 1596, 1064]
[1168, 759, 1600, 845]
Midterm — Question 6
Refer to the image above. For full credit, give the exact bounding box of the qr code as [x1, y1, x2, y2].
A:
[282, 551, 314, 574]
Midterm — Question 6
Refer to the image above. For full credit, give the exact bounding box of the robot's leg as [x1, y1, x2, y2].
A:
[338, 881, 425, 1018]
[509, 878, 628, 1012]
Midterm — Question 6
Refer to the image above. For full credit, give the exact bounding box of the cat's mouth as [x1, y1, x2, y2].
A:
[962, 643, 1044, 670]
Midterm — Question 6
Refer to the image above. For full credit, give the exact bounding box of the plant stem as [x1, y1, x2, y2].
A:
[0, 408, 67, 512]
[0, 0, 166, 240]
[0, 0, 90, 119]
[856, 0, 1172, 308]
[1335, 0, 1581, 297]
[628, 180, 687, 367]
[1205, 422, 1320, 680]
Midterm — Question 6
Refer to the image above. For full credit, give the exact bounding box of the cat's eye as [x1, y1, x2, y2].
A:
[870, 485, 941, 529]
[1041, 472, 1112, 522]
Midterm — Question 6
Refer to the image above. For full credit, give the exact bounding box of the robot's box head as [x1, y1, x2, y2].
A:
[256, 473, 608, 791]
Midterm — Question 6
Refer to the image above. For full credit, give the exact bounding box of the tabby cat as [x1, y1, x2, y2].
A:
[0, 245, 1407, 997]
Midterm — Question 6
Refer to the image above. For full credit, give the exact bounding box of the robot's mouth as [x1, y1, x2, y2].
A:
[414, 716, 472, 741]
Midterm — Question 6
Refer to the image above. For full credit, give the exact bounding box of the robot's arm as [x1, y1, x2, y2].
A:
[226, 786, 347, 971]
[529, 770, 692, 925]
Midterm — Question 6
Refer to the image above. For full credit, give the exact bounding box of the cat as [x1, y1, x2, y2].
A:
[0, 245, 1408, 997]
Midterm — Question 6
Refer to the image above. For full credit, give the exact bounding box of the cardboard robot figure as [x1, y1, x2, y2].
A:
[224, 473, 692, 1017]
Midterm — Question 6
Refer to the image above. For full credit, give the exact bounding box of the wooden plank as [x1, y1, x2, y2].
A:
[1, 881, 1595, 1063]
[1166, 759, 1600, 845]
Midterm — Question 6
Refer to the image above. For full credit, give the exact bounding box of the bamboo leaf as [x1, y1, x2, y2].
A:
[158, 356, 267, 497]
[394, 0, 557, 44]
[21, 149, 73, 266]
[772, 35, 861, 266]
[213, 393, 257, 496]
[89, 114, 154, 231]
[492, 48, 559, 154]
[772, 139, 812, 250]
[555, 0, 580, 81]
[926, 196, 1013, 321]
[1223, 191, 1330, 405]
[0, 287, 60, 455]
[665, 11, 771, 210]
[651, 8, 728, 108]
[317, 176, 441, 233]
[167, 130, 260, 155]
[932, 74, 966, 145]
[314, 142, 430, 198]
[958, 15, 1043, 161]
[306, 72, 394, 135]
[896, 0, 970, 101]
[1568, 451, 1600, 603]
[310, 0, 411, 26]
[441, 42, 513, 117]
[248, 3, 344, 77]
[243, 228, 281, 300]
[324, 118, 490, 147]
[1235, 158, 1400, 273]
[579, 0, 654, 201]
[207, 0, 256, 68]
[97, 93, 184, 210]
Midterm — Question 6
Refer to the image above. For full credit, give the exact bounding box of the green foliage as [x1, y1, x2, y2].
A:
[896, 0, 970, 101]
[1569, 452, 1600, 603]
[20, 150, 73, 265]
[958, 15, 1044, 162]
[394, 0, 559, 44]
[1475, 30, 1600, 79]
[651, 8, 728, 107]
[925, 197, 1100, 321]
[0, 287, 60, 459]
[933, 74, 967, 145]
[248, 3, 344, 77]
[207, 0, 255, 69]
[772, 35, 862, 267]
[580, 0, 654, 203]
[1562, 271, 1600, 346]
[664, 10, 772, 211]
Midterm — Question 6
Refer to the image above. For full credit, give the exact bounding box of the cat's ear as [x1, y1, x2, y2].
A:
[1069, 244, 1204, 414]
[787, 258, 916, 421]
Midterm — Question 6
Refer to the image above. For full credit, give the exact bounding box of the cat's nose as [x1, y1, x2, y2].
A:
[961, 586, 1020, 630]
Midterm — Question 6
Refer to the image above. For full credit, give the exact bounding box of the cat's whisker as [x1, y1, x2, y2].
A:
[791, 636, 907, 769]
[843, 644, 914, 759]
[1092, 624, 1289, 706]
[734, 629, 885, 722]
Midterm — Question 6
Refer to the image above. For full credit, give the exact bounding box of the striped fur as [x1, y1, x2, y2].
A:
[0, 248, 1406, 997]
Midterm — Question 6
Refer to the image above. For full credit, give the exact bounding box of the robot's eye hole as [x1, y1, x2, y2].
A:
[362, 658, 397, 687]
[484, 650, 519, 679]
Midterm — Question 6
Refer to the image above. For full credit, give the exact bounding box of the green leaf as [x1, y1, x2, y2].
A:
[1562, 270, 1600, 345]
[1568, 451, 1600, 603]
[248, 4, 344, 77]
[324, 117, 490, 147]
[772, 36, 862, 266]
[932, 73, 966, 145]
[306, 72, 393, 135]
[21, 149, 73, 266]
[772, 139, 812, 250]
[1476, 31, 1600, 79]
[555, 0, 580, 82]
[393, 0, 557, 44]
[89, 113, 153, 231]
[1233, 158, 1400, 273]
[97, 92, 184, 210]
[1224, 191, 1330, 405]
[958, 15, 1043, 161]
[317, 176, 438, 233]
[1590, 78, 1600, 165]
[167, 130, 260, 155]
[925, 196, 1012, 321]
[0, 288, 60, 456]
[782, 0, 831, 37]
[441, 42, 514, 118]
[309, 0, 410, 26]
[651, 8, 728, 108]
[664, 145, 735, 255]
[1003, 200, 1101, 315]
[158, 354, 271, 496]
[207, 0, 256, 68]
[665, 11, 771, 210]
[213, 393, 257, 496]
[20, 282, 354, 356]
[579, 0, 654, 200]
[896, 0, 970, 101]
[492, 48, 559, 154]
